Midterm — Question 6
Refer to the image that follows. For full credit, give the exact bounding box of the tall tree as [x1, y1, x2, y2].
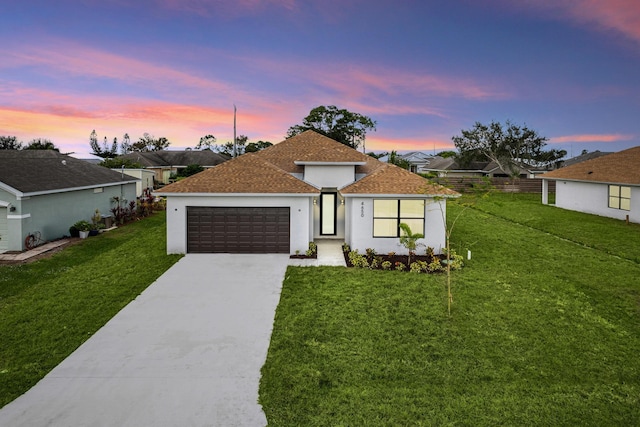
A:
[131, 133, 171, 152]
[121, 133, 131, 154]
[196, 134, 216, 150]
[24, 138, 59, 151]
[0, 136, 22, 150]
[245, 140, 272, 153]
[452, 120, 566, 175]
[213, 135, 248, 157]
[89, 130, 119, 158]
[99, 157, 142, 169]
[387, 150, 410, 169]
[286, 105, 377, 149]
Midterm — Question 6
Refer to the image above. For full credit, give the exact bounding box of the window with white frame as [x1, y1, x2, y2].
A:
[373, 199, 425, 237]
[608, 185, 631, 211]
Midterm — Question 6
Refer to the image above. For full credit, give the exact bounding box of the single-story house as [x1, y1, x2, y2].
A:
[156, 130, 460, 255]
[113, 168, 156, 197]
[378, 151, 435, 173]
[0, 150, 138, 252]
[116, 150, 230, 185]
[541, 146, 640, 223]
[422, 156, 544, 178]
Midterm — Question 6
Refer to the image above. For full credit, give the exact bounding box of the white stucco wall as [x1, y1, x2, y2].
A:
[344, 196, 447, 255]
[555, 180, 640, 223]
[165, 194, 313, 254]
[303, 165, 355, 189]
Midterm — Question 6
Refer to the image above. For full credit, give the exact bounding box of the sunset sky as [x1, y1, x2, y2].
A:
[1, 0, 639, 158]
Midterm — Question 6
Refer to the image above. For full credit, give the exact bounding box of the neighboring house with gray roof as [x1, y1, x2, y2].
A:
[157, 131, 459, 255]
[116, 150, 229, 185]
[378, 151, 435, 173]
[541, 146, 640, 223]
[559, 150, 612, 168]
[422, 156, 542, 178]
[0, 150, 138, 252]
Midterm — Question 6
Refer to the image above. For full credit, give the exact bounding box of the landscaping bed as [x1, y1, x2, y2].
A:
[343, 245, 463, 273]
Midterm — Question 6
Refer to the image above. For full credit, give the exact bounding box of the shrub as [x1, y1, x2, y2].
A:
[427, 258, 443, 273]
[409, 261, 428, 273]
[348, 250, 370, 268]
[394, 262, 406, 271]
[381, 261, 392, 270]
[306, 242, 317, 257]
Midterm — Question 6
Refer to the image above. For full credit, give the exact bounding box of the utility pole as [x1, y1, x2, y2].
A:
[233, 104, 237, 158]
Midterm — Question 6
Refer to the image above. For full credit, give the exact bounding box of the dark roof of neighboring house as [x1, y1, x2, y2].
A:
[560, 151, 613, 168]
[157, 153, 320, 194]
[0, 150, 138, 195]
[542, 146, 640, 185]
[423, 156, 536, 175]
[117, 150, 229, 168]
[159, 130, 458, 197]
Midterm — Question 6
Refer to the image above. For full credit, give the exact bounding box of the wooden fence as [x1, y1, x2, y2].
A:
[432, 177, 556, 194]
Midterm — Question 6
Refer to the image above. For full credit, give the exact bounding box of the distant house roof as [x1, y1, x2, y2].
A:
[560, 150, 613, 168]
[117, 150, 229, 168]
[159, 130, 457, 197]
[0, 150, 138, 196]
[423, 156, 538, 175]
[157, 153, 319, 194]
[542, 146, 640, 185]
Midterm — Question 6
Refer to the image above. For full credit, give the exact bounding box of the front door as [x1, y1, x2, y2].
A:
[320, 192, 336, 235]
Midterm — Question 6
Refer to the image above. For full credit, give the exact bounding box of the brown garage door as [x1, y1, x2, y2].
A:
[186, 207, 290, 253]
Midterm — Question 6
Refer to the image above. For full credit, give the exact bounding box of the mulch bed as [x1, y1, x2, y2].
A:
[343, 250, 447, 270]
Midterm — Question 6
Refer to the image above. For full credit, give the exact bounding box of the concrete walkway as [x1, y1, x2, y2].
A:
[0, 254, 290, 427]
[288, 239, 346, 267]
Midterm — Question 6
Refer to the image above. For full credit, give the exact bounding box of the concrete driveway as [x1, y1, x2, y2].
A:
[0, 254, 290, 427]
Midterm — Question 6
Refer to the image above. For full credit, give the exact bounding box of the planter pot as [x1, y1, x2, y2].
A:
[79, 230, 90, 239]
[89, 229, 99, 237]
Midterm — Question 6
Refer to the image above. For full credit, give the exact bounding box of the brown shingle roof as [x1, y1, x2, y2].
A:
[158, 153, 320, 194]
[258, 130, 371, 173]
[542, 146, 640, 185]
[341, 163, 460, 196]
[157, 130, 458, 197]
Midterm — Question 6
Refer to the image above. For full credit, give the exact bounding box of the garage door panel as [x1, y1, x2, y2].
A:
[187, 206, 290, 253]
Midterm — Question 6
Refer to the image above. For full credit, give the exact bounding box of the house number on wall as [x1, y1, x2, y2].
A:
[360, 201, 365, 217]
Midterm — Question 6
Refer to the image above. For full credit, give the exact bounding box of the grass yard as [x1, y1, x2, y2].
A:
[260, 194, 640, 426]
[0, 212, 182, 408]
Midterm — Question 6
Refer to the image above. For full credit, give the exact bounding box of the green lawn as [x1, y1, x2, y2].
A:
[260, 194, 640, 426]
[0, 212, 182, 408]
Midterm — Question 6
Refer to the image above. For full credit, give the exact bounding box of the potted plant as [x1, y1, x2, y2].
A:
[73, 220, 91, 239]
[90, 209, 102, 236]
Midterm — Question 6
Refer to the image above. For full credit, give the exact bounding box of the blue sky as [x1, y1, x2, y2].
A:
[1, 0, 639, 158]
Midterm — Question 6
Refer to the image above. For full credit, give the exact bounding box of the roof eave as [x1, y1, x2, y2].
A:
[155, 192, 320, 197]
[18, 180, 139, 198]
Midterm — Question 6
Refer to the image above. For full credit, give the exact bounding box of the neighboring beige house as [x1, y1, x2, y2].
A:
[157, 131, 460, 255]
[112, 168, 156, 197]
[541, 146, 640, 223]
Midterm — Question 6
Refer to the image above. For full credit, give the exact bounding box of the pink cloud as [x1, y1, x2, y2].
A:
[157, 0, 299, 17]
[551, 133, 635, 143]
[503, 0, 640, 44]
